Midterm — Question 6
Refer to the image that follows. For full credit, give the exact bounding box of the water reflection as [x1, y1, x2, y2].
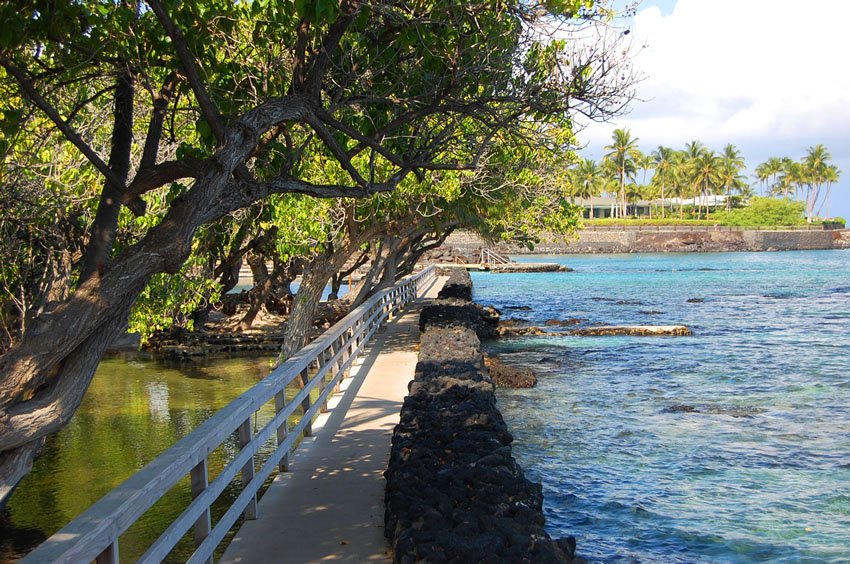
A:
[1, 354, 275, 562]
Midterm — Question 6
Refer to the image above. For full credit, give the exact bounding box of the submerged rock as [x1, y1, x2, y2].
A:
[665, 404, 699, 414]
[664, 404, 765, 418]
[484, 356, 537, 388]
[570, 325, 693, 336]
[544, 318, 584, 327]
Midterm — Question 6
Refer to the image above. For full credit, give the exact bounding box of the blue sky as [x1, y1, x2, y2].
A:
[578, 0, 850, 219]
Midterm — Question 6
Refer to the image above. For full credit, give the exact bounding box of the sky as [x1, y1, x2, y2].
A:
[577, 0, 850, 219]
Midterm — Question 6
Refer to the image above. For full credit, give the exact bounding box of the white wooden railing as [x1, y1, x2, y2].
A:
[23, 265, 437, 564]
[478, 247, 511, 265]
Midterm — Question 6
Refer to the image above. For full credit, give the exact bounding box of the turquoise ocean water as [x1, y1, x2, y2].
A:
[473, 250, 850, 563]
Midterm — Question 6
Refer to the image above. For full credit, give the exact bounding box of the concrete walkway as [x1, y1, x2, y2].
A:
[221, 275, 446, 563]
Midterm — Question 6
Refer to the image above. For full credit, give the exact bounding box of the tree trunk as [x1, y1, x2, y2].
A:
[349, 238, 391, 309]
[277, 250, 349, 361]
[79, 70, 134, 285]
[276, 224, 380, 362]
[239, 252, 276, 330]
[661, 185, 665, 219]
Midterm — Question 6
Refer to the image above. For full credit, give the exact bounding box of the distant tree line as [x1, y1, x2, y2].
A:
[570, 128, 841, 222]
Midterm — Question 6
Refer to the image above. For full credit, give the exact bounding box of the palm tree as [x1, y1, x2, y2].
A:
[763, 157, 784, 195]
[683, 141, 708, 218]
[604, 128, 641, 218]
[637, 151, 653, 185]
[754, 162, 770, 196]
[738, 184, 755, 200]
[690, 150, 721, 220]
[574, 159, 603, 220]
[777, 160, 802, 199]
[669, 150, 689, 219]
[820, 164, 840, 219]
[804, 144, 832, 221]
[719, 144, 746, 211]
[652, 146, 676, 218]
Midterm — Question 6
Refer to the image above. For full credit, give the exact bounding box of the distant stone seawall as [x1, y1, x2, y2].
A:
[445, 229, 850, 254]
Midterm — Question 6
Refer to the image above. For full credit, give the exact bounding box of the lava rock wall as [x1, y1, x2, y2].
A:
[384, 268, 579, 563]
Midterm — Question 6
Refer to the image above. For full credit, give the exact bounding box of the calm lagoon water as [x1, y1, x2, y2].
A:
[474, 250, 850, 562]
[0, 355, 278, 562]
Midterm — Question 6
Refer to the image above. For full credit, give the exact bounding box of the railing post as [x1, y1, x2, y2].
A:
[300, 367, 312, 436]
[343, 328, 354, 380]
[320, 346, 331, 413]
[275, 390, 289, 472]
[333, 336, 343, 392]
[190, 459, 212, 564]
[95, 542, 118, 564]
[237, 419, 258, 520]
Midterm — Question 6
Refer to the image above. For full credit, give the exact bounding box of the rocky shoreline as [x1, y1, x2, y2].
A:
[443, 228, 850, 254]
[384, 269, 580, 562]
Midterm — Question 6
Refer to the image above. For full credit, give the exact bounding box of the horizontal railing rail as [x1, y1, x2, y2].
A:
[23, 265, 437, 564]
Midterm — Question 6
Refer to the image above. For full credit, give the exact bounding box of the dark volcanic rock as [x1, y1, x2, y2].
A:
[385, 276, 579, 562]
[419, 301, 500, 339]
[437, 268, 474, 301]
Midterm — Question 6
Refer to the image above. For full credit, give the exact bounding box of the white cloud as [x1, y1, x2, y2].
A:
[578, 0, 850, 216]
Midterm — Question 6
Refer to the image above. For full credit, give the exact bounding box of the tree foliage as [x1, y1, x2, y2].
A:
[0, 0, 637, 498]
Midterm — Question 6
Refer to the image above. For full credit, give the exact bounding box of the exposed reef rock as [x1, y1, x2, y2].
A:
[485, 355, 537, 388]
[385, 271, 580, 563]
[496, 320, 554, 337]
[570, 325, 693, 336]
[488, 263, 571, 273]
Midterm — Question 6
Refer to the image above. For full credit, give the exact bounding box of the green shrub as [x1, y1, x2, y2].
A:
[711, 197, 805, 227]
[584, 218, 716, 227]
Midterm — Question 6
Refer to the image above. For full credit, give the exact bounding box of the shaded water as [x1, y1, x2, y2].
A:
[0, 355, 277, 562]
[475, 250, 850, 562]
